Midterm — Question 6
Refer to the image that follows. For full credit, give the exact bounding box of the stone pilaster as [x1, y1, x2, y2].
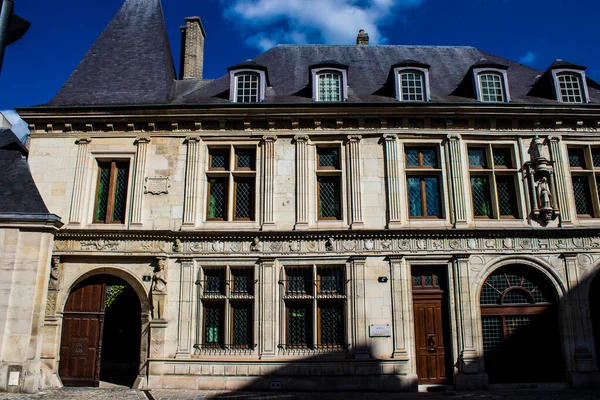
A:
[68, 138, 91, 225]
[389, 256, 411, 361]
[562, 254, 596, 374]
[182, 137, 201, 228]
[548, 136, 573, 225]
[130, 137, 150, 225]
[346, 135, 364, 229]
[294, 135, 310, 230]
[351, 257, 369, 358]
[259, 258, 278, 359]
[176, 259, 195, 358]
[445, 134, 468, 227]
[261, 136, 277, 230]
[383, 134, 402, 228]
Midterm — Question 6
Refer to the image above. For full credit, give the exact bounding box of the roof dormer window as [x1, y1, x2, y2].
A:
[392, 61, 431, 102]
[317, 72, 342, 102]
[228, 60, 269, 103]
[310, 60, 348, 102]
[478, 73, 505, 102]
[555, 73, 584, 103]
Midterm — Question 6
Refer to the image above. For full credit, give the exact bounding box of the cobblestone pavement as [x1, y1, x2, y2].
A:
[3, 388, 600, 400]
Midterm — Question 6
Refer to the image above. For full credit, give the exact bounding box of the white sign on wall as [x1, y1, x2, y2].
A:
[369, 324, 391, 337]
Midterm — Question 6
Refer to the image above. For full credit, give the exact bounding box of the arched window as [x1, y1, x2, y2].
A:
[477, 72, 505, 102]
[556, 73, 584, 103]
[317, 71, 342, 102]
[480, 266, 564, 383]
[399, 70, 425, 101]
[234, 72, 260, 103]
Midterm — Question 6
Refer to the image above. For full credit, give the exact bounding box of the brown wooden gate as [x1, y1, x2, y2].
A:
[412, 267, 452, 384]
[59, 278, 107, 387]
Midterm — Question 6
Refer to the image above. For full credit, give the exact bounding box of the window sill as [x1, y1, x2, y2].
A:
[193, 344, 257, 356]
[471, 219, 529, 229]
[314, 220, 348, 230]
[85, 223, 128, 230]
[198, 221, 261, 231]
[277, 345, 348, 356]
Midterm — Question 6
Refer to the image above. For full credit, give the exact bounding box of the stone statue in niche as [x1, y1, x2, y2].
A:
[250, 237, 262, 252]
[538, 177, 552, 210]
[48, 256, 62, 290]
[152, 258, 167, 320]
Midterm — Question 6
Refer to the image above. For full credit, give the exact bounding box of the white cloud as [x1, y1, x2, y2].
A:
[223, 0, 425, 50]
[1, 109, 30, 143]
[519, 51, 536, 65]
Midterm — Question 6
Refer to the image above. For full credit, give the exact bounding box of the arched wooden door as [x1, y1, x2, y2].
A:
[59, 275, 141, 387]
[480, 266, 565, 383]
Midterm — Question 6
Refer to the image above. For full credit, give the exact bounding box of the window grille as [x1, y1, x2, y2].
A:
[557, 74, 583, 103]
[317, 72, 341, 101]
[468, 145, 519, 219]
[316, 146, 342, 220]
[479, 73, 505, 102]
[405, 146, 442, 218]
[94, 160, 130, 223]
[235, 73, 259, 103]
[399, 72, 425, 101]
[568, 146, 600, 218]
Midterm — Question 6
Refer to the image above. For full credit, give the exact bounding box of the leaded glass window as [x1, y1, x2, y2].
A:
[198, 266, 255, 350]
[317, 72, 341, 101]
[93, 160, 130, 223]
[405, 146, 443, 218]
[399, 71, 425, 101]
[206, 146, 256, 221]
[317, 146, 343, 220]
[479, 73, 505, 102]
[235, 73, 259, 103]
[557, 74, 583, 103]
[282, 265, 347, 350]
[568, 146, 600, 218]
[468, 145, 519, 219]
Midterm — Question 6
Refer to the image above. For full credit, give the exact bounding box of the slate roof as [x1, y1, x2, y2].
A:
[0, 129, 51, 215]
[48, 0, 176, 106]
[44, 0, 600, 107]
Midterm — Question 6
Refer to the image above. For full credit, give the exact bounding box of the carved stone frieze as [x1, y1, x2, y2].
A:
[80, 239, 119, 251]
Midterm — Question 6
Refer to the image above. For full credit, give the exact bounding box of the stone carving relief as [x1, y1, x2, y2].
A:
[190, 242, 202, 252]
[173, 239, 182, 253]
[250, 237, 262, 252]
[151, 327, 165, 358]
[230, 242, 243, 253]
[364, 239, 374, 251]
[342, 240, 355, 251]
[144, 176, 171, 195]
[381, 239, 392, 250]
[80, 239, 119, 251]
[526, 136, 558, 223]
[48, 256, 62, 290]
[289, 241, 300, 252]
[45, 291, 58, 316]
[326, 237, 335, 252]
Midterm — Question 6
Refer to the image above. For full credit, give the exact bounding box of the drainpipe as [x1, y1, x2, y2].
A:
[0, 0, 14, 74]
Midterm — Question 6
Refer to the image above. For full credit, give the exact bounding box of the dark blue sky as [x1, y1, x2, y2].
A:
[1, 0, 599, 110]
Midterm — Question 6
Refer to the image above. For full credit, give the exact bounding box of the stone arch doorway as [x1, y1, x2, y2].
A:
[590, 271, 600, 369]
[479, 265, 565, 383]
[59, 274, 141, 387]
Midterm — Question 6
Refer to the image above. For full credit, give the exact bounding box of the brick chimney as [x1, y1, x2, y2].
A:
[356, 29, 369, 45]
[179, 17, 206, 80]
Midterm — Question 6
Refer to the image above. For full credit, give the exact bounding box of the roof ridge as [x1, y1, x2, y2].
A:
[273, 44, 477, 49]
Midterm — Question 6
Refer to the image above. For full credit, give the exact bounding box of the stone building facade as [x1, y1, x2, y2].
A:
[13, 0, 600, 393]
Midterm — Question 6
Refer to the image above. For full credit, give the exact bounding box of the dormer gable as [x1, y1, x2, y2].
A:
[309, 60, 349, 102]
[228, 60, 270, 103]
[470, 59, 511, 102]
[390, 60, 431, 102]
[548, 59, 590, 103]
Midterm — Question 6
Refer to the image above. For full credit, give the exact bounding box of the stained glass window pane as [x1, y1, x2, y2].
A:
[572, 176, 593, 215]
[318, 267, 343, 294]
[95, 163, 110, 222]
[424, 177, 440, 217]
[208, 178, 228, 219]
[286, 268, 312, 295]
[318, 176, 341, 219]
[568, 148, 585, 168]
[203, 302, 223, 346]
[235, 178, 254, 220]
[210, 149, 229, 170]
[287, 302, 312, 347]
[318, 73, 341, 102]
[592, 149, 600, 168]
[407, 177, 422, 217]
[422, 149, 436, 167]
[236, 148, 255, 170]
[496, 175, 517, 217]
[111, 163, 129, 223]
[471, 176, 492, 217]
[318, 147, 339, 169]
[481, 317, 502, 354]
[493, 148, 512, 168]
[413, 274, 421, 287]
[204, 269, 224, 294]
[231, 302, 252, 347]
[469, 148, 487, 168]
[423, 275, 433, 286]
[319, 302, 344, 346]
